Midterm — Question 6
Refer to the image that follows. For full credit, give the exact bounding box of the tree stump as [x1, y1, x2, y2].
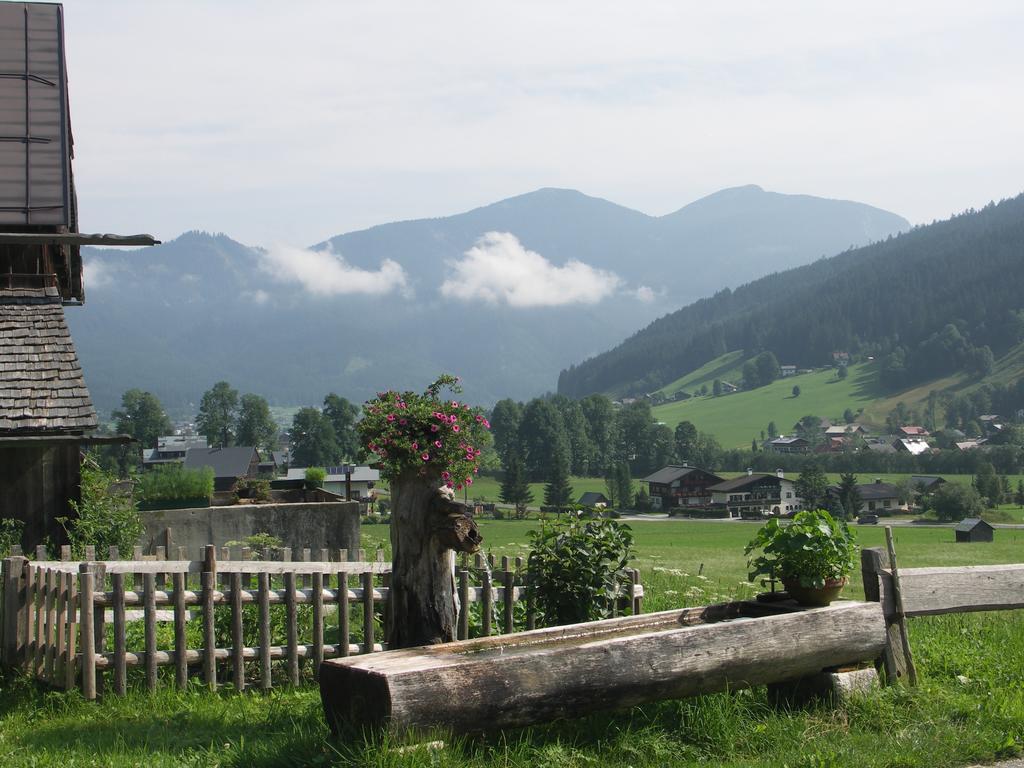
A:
[387, 473, 482, 648]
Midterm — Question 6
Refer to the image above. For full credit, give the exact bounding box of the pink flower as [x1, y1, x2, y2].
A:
[421, 452, 430, 461]
[434, 440, 442, 448]
[475, 415, 482, 422]
[430, 425, 439, 432]
[386, 414, 395, 422]
[452, 424, 460, 433]
[399, 419, 407, 425]
[465, 477, 473, 486]
[473, 467, 479, 474]
[463, 405, 470, 411]
[456, 484, 463, 491]
[475, 449, 482, 456]
[451, 401, 459, 408]
[441, 471, 451, 480]
[411, 442, 419, 450]
[484, 420, 490, 429]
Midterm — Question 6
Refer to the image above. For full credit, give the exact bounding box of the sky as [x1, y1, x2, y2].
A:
[60, 1, 1024, 248]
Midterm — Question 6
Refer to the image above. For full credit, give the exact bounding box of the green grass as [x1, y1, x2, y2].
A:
[652, 363, 884, 448]
[653, 350, 748, 398]
[4, 521, 1024, 766]
[455, 475, 610, 505]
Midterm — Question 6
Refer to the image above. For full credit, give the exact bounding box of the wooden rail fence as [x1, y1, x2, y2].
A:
[861, 536, 1024, 684]
[1, 545, 643, 699]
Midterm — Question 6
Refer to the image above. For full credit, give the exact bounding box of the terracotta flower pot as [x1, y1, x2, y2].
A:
[782, 577, 848, 607]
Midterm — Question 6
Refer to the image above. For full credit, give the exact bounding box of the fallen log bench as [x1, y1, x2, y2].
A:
[320, 599, 887, 734]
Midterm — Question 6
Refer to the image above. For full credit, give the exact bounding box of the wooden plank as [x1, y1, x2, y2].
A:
[43, 568, 57, 682]
[144, 573, 158, 692]
[93, 563, 107, 696]
[337, 571, 350, 658]
[29, 560, 391, 576]
[54, 568, 68, 687]
[201, 571, 216, 690]
[112, 573, 127, 695]
[1, 557, 28, 668]
[258, 571, 271, 690]
[480, 568, 492, 637]
[320, 601, 887, 734]
[79, 564, 96, 700]
[231, 572, 244, 692]
[173, 572, 188, 689]
[22, 563, 35, 670]
[878, 563, 1024, 618]
[285, 572, 299, 686]
[33, 566, 46, 676]
[361, 572, 374, 654]
[503, 570, 514, 634]
[312, 572, 324, 679]
[92, 642, 384, 669]
[64, 572, 76, 691]
[884, 527, 918, 686]
[457, 569, 469, 641]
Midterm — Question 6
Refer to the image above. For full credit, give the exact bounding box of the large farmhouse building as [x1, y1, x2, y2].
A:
[706, 471, 803, 519]
[642, 465, 724, 510]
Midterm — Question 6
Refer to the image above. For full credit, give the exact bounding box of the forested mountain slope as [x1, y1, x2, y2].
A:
[558, 194, 1024, 398]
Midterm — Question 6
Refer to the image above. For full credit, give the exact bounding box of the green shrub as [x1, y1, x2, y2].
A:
[0, 518, 24, 558]
[136, 465, 214, 504]
[526, 515, 635, 626]
[60, 460, 144, 558]
[234, 477, 271, 502]
[304, 467, 326, 489]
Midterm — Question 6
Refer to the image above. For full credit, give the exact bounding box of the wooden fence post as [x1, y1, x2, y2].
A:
[861, 546, 908, 684]
[79, 563, 96, 700]
[2, 556, 28, 668]
[201, 571, 216, 690]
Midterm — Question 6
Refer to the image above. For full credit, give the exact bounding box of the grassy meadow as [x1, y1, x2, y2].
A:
[2, 519, 1023, 767]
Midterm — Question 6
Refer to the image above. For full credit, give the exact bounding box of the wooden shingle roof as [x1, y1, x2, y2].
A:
[0, 288, 97, 433]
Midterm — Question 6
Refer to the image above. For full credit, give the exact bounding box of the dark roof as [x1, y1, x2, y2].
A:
[856, 482, 900, 500]
[578, 492, 609, 505]
[0, 288, 97, 433]
[770, 437, 808, 445]
[184, 446, 258, 479]
[955, 518, 994, 532]
[864, 441, 897, 454]
[708, 474, 782, 493]
[911, 475, 945, 489]
[642, 465, 700, 484]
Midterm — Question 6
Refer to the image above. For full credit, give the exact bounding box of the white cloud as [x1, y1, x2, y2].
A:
[258, 244, 410, 297]
[440, 232, 621, 308]
[83, 258, 114, 288]
[241, 289, 270, 305]
[633, 285, 656, 303]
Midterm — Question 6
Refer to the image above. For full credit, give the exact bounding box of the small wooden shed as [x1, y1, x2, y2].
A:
[955, 518, 994, 543]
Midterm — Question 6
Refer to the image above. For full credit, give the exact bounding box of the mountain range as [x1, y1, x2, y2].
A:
[558, 193, 1024, 399]
[68, 185, 908, 417]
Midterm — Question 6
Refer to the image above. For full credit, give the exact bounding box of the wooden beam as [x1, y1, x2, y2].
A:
[320, 600, 887, 734]
[877, 564, 1024, 618]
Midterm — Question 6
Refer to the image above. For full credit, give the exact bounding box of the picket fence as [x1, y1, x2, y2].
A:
[0, 544, 643, 699]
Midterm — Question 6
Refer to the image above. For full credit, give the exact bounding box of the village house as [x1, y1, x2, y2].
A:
[898, 425, 930, 438]
[706, 470, 803, 519]
[142, 434, 210, 468]
[577, 491, 609, 508]
[828, 478, 905, 516]
[284, 465, 380, 500]
[824, 424, 868, 439]
[642, 465, 724, 510]
[184, 446, 261, 492]
[0, 3, 157, 549]
[893, 437, 930, 456]
[780, 365, 797, 377]
[767, 436, 811, 454]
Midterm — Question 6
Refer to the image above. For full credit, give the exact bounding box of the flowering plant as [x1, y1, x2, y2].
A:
[358, 375, 491, 490]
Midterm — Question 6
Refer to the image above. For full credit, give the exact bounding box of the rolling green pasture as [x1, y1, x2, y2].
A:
[2, 520, 1023, 766]
[652, 363, 883, 448]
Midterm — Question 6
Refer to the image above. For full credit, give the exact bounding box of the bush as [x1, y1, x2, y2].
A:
[304, 467, 326, 490]
[235, 477, 271, 503]
[526, 515, 635, 626]
[136, 464, 214, 504]
[0, 518, 24, 558]
[60, 460, 144, 558]
[926, 483, 985, 521]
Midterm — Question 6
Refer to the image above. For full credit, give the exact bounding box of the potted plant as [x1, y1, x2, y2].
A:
[745, 509, 858, 606]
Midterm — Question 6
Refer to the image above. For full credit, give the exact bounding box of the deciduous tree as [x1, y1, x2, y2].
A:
[196, 381, 239, 447]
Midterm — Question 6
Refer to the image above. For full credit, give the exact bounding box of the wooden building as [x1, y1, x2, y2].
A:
[642, 465, 724, 510]
[955, 518, 994, 544]
[0, 3, 156, 549]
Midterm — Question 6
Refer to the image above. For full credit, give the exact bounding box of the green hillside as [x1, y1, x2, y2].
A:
[652, 363, 883, 447]
[654, 350, 746, 397]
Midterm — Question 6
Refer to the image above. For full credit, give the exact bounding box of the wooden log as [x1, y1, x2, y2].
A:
[64, 572, 76, 690]
[201, 571, 216, 690]
[860, 547, 907, 684]
[320, 600, 887, 735]
[54, 569, 68, 686]
[285, 572, 298, 686]
[173, 572, 188, 689]
[112, 573, 127, 695]
[34, 566, 45, 675]
[258, 571, 272, 691]
[361, 571, 374, 654]
[337, 571, 350, 658]
[93, 563, 107, 696]
[22, 564, 35, 670]
[503, 570, 514, 634]
[231, 572, 244, 692]
[144, 573, 157, 692]
[457, 569, 469, 641]
[480, 568, 492, 637]
[312, 571, 324, 679]
[44, 569, 57, 682]
[79, 564, 96, 700]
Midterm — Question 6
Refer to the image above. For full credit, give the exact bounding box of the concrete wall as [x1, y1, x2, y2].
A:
[139, 501, 361, 559]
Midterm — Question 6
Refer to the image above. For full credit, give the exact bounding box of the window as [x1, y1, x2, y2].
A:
[786, 492, 792, 499]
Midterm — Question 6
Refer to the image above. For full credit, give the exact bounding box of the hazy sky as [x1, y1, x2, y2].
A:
[60, 1, 1024, 247]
